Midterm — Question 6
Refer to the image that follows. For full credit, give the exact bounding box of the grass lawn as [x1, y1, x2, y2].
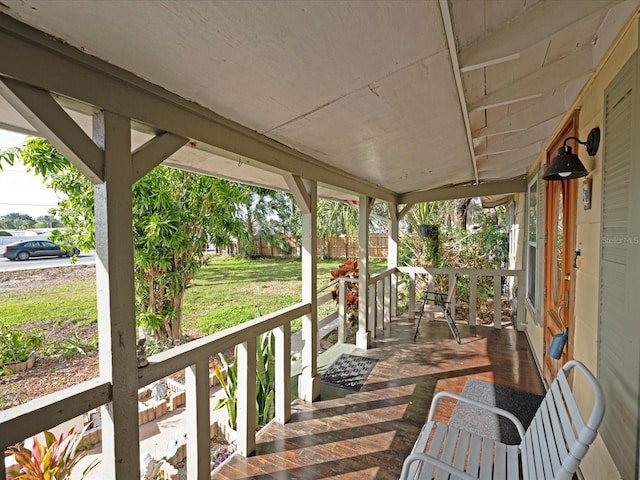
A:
[0, 256, 388, 338]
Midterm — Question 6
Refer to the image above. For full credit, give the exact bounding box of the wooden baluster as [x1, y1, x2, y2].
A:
[185, 359, 210, 478]
[237, 338, 257, 456]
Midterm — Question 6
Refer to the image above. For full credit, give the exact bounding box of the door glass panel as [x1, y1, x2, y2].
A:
[553, 184, 564, 303]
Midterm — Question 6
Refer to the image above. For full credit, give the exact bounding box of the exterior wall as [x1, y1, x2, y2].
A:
[524, 15, 638, 480]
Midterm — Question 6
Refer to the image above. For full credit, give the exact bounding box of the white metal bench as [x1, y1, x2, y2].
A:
[400, 360, 605, 480]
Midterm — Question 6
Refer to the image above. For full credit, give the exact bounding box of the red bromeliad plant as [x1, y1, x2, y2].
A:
[5, 427, 99, 480]
[330, 259, 359, 321]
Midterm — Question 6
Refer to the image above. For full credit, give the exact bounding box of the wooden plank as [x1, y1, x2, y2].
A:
[421, 423, 448, 480]
[528, 419, 545, 480]
[275, 322, 292, 423]
[237, 337, 257, 456]
[185, 359, 211, 478]
[556, 370, 585, 432]
[452, 430, 471, 473]
[550, 381, 577, 446]
[138, 302, 310, 386]
[542, 395, 568, 459]
[494, 442, 507, 479]
[479, 437, 493, 480]
[534, 413, 553, 479]
[0, 379, 111, 448]
[539, 400, 561, 473]
[493, 275, 502, 329]
[406, 423, 435, 480]
[506, 445, 520, 479]
[467, 434, 482, 477]
[469, 273, 478, 326]
[524, 432, 537, 479]
[436, 426, 460, 480]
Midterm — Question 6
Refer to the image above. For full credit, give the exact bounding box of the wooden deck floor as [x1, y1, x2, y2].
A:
[214, 315, 544, 479]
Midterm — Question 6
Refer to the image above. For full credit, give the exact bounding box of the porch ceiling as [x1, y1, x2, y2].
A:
[0, 0, 636, 202]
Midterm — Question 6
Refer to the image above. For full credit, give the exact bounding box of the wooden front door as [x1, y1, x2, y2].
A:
[542, 115, 578, 386]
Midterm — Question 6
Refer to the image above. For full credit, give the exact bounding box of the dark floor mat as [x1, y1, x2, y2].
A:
[321, 353, 378, 391]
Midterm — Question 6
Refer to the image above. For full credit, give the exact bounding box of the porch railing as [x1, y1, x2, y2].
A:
[0, 302, 310, 479]
[397, 267, 526, 331]
[0, 265, 524, 479]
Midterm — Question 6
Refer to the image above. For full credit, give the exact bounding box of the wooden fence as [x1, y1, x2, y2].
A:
[218, 234, 389, 259]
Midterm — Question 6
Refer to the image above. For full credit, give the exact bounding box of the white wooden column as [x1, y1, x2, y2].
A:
[357, 195, 372, 349]
[388, 204, 399, 317]
[93, 111, 140, 478]
[185, 359, 210, 477]
[237, 338, 257, 456]
[285, 175, 319, 401]
[274, 323, 292, 422]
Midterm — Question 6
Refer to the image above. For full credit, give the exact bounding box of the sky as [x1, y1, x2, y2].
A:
[0, 129, 61, 219]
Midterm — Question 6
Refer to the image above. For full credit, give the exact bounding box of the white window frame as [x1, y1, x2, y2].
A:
[526, 174, 539, 313]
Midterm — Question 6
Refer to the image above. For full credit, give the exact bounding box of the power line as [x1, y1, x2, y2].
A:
[0, 202, 58, 207]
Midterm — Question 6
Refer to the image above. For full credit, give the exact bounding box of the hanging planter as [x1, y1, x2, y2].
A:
[420, 224, 438, 239]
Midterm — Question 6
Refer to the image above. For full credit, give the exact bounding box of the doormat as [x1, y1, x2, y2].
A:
[449, 379, 544, 445]
[321, 354, 378, 391]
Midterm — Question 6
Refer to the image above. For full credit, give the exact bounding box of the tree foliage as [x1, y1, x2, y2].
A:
[236, 186, 300, 257]
[3, 138, 246, 342]
[0, 213, 36, 230]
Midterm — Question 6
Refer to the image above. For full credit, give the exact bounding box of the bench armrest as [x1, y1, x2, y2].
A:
[427, 391, 526, 441]
[400, 452, 478, 480]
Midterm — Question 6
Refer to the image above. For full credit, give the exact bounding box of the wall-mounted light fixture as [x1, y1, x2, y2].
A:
[542, 127, 600, 181]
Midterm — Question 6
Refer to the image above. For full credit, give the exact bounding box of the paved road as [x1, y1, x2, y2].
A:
[0, 251, 96, 272]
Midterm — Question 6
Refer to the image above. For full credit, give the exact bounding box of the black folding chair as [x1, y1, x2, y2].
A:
[414, 274, 460, 343]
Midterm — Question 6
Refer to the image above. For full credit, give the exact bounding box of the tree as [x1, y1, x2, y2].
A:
[3, 138, 246, 342]
[236, 186, 301, 257]
[0, 212, 36, 230]
[36, 215, 63, 228]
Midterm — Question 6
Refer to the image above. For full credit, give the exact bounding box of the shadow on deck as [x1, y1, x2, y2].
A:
[214, 315, 544, 479]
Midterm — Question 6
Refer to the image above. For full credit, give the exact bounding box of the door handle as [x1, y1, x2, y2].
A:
[557, 300, 568, 319]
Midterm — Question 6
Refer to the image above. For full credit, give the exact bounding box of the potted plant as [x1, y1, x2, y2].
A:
[0, 325, 43, 376]
[329, 259, 359, 322]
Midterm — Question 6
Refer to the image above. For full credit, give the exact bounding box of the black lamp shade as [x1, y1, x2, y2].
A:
[542, 145, 589, 180]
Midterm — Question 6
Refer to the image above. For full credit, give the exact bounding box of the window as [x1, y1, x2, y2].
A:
[526, 176, 538, 309]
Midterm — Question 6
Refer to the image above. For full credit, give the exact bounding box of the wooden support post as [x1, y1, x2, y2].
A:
[274, 324, 291, 423]
[185, 359, 210, 478]
[300, 180, 319, 401]
[494, 275, 502, 329]
[384, 276, 391, 327]
[516, 271, 526, 331]
[388, 204, 399, 317]
[469, 273, 478, 326]
[93, 111, 140, 478]
[338, 280, 347, 344]
[408, 272, 416, 318]
[237, 338, 257, 456]
[449, 273, 456, 321]
[369, 283, 376, 337]
[427, 273, 436, 321]
[357, 195, 372, 349]
[377, 278, 384, 331]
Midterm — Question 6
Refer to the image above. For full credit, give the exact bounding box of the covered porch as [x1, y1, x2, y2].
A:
[1, 1, 639, 479]
[215, 319, 543, 479]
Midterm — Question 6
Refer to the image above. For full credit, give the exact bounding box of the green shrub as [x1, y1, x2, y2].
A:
[0, 325, 43, 370]
[213, 331, 276, 430]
